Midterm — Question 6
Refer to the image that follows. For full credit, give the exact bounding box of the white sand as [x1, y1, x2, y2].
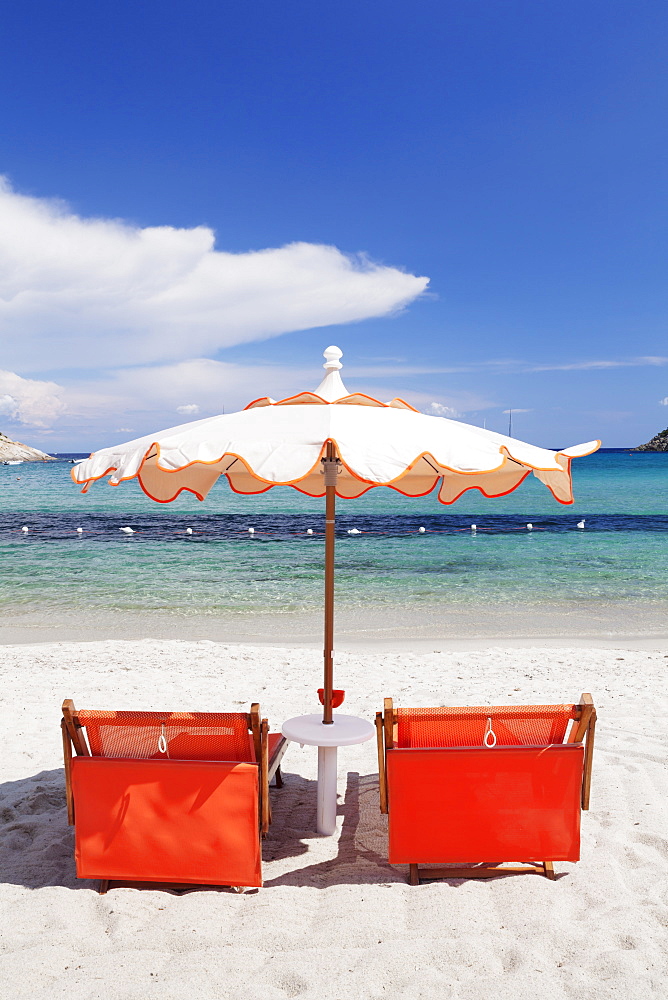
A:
[0, 638, 666, 999]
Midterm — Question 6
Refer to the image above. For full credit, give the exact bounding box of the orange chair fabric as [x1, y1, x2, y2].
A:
[395, 704, 577, 749]
[387, 744, 583, 864]
[75, 710, 284, 771]
[77, 710, 254, 762]
[71, 756, 262, 887]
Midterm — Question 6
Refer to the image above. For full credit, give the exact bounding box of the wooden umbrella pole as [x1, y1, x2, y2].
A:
[322, 441, 337, 724]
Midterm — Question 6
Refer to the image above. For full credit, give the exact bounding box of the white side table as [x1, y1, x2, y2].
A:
[281, 713, 375, 835]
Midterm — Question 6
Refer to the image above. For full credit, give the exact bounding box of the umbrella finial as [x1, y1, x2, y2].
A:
[323, 346, 343, 371]
[315, 346, 349, 401]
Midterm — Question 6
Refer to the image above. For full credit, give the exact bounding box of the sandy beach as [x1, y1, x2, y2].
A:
[0, 636, 666, 999]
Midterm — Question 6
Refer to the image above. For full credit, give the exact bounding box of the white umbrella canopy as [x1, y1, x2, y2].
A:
[75, 347, 598, 504]
[73, 346, 599, 720]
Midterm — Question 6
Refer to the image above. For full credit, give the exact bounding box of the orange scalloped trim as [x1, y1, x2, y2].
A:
[72, 434, 582, 506]
[242, 390, 420, 412]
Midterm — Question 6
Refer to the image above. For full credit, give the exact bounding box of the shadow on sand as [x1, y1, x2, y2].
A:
[263, 770, 403, 887]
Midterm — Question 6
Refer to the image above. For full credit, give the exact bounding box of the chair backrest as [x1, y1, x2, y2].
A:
[386, 744, 584, 864]
[376, 694, 596, 816]
[67, 706, 260, 762]
[61, 700, 272, 839]
[394, 703, 578, 749]
[70, 756, 263, 887]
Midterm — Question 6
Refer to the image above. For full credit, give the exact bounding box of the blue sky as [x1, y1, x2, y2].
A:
[1, 0, 667, 449]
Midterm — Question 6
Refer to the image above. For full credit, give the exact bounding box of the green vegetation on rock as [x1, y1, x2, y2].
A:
[636, 428, 668, 452]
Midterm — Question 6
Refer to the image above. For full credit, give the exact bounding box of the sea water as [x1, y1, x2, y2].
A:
[1, 449, 666, 640]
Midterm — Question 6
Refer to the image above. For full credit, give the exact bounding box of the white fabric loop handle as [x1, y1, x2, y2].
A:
[483, 717, 497, 748]
[158, 724, 169, 755]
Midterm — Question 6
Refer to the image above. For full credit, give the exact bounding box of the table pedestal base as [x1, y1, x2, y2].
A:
[317, 745, 338, 835]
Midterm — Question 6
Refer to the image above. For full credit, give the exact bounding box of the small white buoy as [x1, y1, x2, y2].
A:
[21, 525, 29, 533]
[248, 527, 255, 534]
[306, 528, 314, 535]
[186, 528, 193, 535]
[577, 520, 585, 529]
[76, 527, 83, 534]
[347, 528, 361, 535]
[470, 524, 477, 532]
[526, 523, 533, 531]
[418, 526, 426, 533]
[119, 526, 135, 534]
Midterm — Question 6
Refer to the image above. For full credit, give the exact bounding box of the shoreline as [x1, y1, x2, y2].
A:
[2, 630, 668, 652]
[2, 598, 668, 649]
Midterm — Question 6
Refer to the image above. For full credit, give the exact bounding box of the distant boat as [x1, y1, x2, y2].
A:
[3, 460, 23, 466]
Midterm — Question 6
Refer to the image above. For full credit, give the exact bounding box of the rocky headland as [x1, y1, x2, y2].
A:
[636, 427, 668, 452]
[0, 430, 55, 462]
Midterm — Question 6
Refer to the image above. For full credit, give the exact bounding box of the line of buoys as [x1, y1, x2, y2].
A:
[9, 520, 591, 538]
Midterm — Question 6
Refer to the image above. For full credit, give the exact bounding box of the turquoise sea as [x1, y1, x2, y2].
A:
[1, 449, 667, 642]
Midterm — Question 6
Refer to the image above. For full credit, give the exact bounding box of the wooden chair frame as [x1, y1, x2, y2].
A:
[61, 699, 287, 892]
[376, 693, 596, 884]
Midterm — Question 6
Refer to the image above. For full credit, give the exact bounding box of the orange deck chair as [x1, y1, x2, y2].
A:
[376, 694, 596, 884]
[61, 700, 287, 893]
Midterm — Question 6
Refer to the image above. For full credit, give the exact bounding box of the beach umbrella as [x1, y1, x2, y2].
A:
[72, 346, 599, 723]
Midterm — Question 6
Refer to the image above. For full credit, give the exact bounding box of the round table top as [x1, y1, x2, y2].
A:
[281, 713, 375, 747]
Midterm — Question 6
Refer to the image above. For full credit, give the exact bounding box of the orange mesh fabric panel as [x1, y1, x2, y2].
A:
[77, 711, 254, 762]
[71, 756, 262, 887]
[387, 745, 584, 864]
[395, 704, 577, 748]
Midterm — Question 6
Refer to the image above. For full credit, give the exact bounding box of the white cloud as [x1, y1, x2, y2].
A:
[0, 178, 428, 373]
[429, 401, 459, 417]
[0, 370, 66, 427]
[527, 357, 668, 372]
[346, 363, 472, 377]
[0, 394, 16, 415]
[660, 397, 668, 406]
[502, 408, 532, 414]
[63, 358, 326, 426]
[7, 358, 495, 443]
[340, 356, 668, 380]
